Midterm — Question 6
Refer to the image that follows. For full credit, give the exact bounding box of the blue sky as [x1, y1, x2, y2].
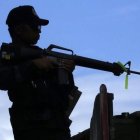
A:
[0, 1, 140, 140]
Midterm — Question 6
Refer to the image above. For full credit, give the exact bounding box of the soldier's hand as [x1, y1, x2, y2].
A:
[59, 59, 75, 72]
[32, 56, 57, 72]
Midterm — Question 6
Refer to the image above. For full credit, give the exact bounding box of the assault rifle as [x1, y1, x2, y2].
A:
[1, 43, 140, 76]
[16, 44, 140, 76]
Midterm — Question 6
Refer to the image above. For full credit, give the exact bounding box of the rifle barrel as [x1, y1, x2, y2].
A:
[129, 70, 140, 75]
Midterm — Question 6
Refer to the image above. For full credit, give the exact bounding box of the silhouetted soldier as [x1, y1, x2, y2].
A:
[0, 5, 75, 140]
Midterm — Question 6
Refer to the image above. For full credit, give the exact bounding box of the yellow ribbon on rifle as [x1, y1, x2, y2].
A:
[117, 61, 128, 89]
